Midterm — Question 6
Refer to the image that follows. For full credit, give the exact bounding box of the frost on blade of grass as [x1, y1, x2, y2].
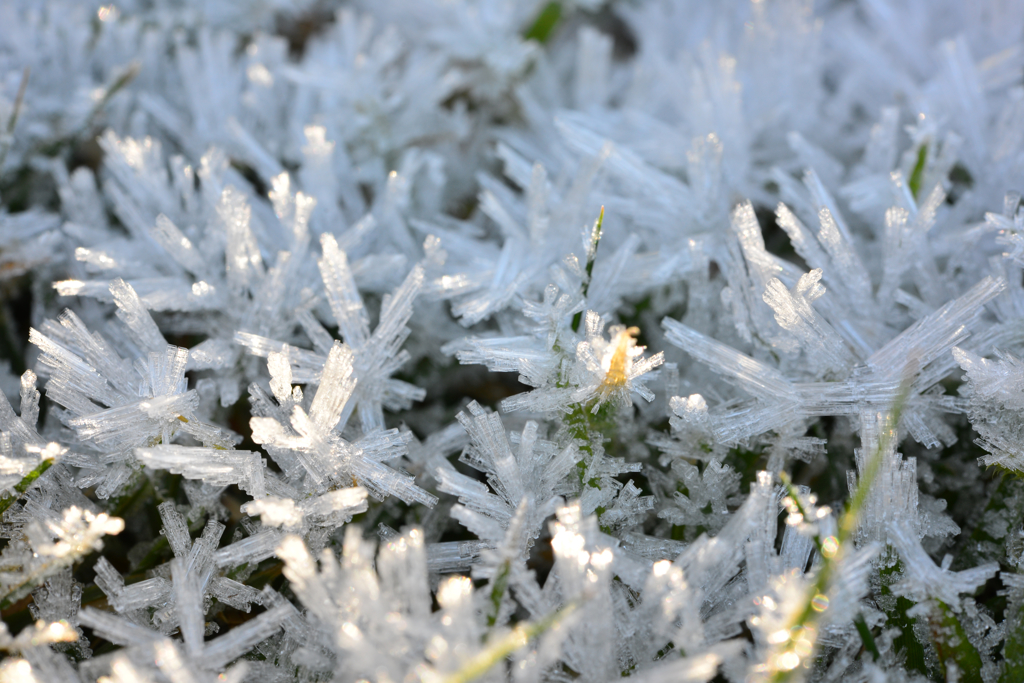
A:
[6, 0, 1024, 680]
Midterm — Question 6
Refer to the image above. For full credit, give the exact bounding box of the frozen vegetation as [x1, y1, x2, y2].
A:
[2, 0, 1024, 681]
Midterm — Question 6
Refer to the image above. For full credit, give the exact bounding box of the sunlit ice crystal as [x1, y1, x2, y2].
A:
[248, 345, 437, 507]
[437, 401, 580, 549]
[238, 233, 442, 434]
[1, 506, 124, 609]
[7, 1, 1024, 680]
[52, 133, 322, 408]
[29, 280, 237, 498]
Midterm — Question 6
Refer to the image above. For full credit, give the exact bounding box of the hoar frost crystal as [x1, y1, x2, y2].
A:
[2, 0, 1024, 681]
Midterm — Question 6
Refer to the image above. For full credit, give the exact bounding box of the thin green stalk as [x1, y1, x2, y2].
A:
[771, 381, 911, 682]
[778, 473, 826, 559]
[440, 601, 578, 683]
[523, 2, 562, 44]
[85, 63, 139, 131]
[853, 614, 880, 661]
[0, 66, 29, 172]
[487, 559, 512, 628]
[908, 144, 928, 201]
[0, 458, 54, 516]
[572, 207, 605, 334]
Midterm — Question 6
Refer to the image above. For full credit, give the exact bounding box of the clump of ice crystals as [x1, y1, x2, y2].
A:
[4, 0, 1024, 680]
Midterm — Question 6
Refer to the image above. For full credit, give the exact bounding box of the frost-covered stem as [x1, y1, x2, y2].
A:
[771, 386, 910, 682]
[778, 474, 826, 559]
[0, 458, 53, 516]
[572, 206, 604, 334]
[562, 398, 617, 522]
[564, 401, 606, 462]
[440, 601, 579, 683]
[0, 66, 28, 171]
[487, 559, 512, 628]
[555, 350, 614, 493]
[85, 62, 139, 132]
[778, 473, 879, 662]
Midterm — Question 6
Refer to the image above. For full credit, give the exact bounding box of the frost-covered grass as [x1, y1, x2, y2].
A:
[2, 1, 1024, 681]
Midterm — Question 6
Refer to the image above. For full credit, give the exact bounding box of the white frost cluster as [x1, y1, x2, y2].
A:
[3, 0, 1024, 681]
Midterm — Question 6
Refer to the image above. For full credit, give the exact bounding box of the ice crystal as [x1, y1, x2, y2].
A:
[247, 341, 436, 507]
[437, 401, 579, 549]
[4, 0, 1024, 681]
[0, 506, 123, 608]
[29, 280, 236, 498]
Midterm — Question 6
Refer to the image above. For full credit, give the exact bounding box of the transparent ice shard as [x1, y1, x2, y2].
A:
[762, 270, 856, 376]
[157, 502, 192, 559]
[661, 318, 795, 401]
[307, 342, 356, 434]
[447, 334, 556, 385]
[249, 354, 435, 508]
[207, 576, 262, 612]
[135, 446, 266, 498]
[240, 497, 303, 529]
[95, 654, 158, 683]
[574, 27, 612, 109]
[300, 486, 368, 525]
[847, 411, 935, 551]
[29, 308, 231, 497]
[94, 556, 171, 613]
[233, 332, 325, 383]
[814, 207, 872, 307]
[318, 234, 370, 351]
[1, 506, 124, 608]
[598, 479, 655, 530]
[171, 557, 204, 657]
[78, 607, 163, 647]
[266, 350, 293, 404]
[238, 234, 433, 434]
[18, 370, 39, 429]
[618, 650, 732, 683]
[676, 471, 774, 600]
[619, 532, 687, 562]
[198, 603, 291, 670]
[218, 186, 264, 296]
[213, 528, 282, 569]
[150, 214, 210, 280]
[109, 278, 167, 354]
[436, 468, 510, 528]
[424, 540, 489, 574]
[658, 459, 742, 536]
[439, 402, 582, 552]
[186, 519, 225, 578]
[888, 522, 999, 607]
[866, 275, 1005, 380]
[187, 338, 235, 371]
